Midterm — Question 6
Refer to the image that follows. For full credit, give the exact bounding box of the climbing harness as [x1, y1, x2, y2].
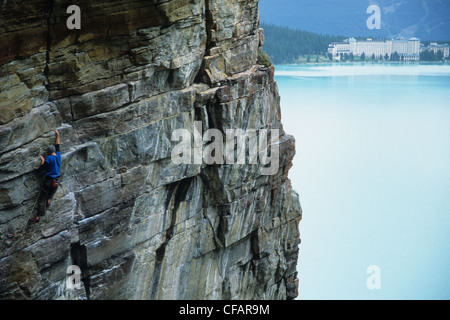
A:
[52, 178, 59, 189]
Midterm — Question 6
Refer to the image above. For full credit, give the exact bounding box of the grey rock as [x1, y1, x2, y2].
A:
[0, 0, 301, 300]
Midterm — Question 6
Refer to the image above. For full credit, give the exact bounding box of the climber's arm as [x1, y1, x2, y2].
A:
[55, 130, 60, 146]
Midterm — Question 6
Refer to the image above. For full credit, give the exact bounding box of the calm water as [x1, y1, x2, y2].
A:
[275, 63, 450, 300]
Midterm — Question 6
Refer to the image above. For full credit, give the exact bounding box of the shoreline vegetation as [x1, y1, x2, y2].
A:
[261, 23, 450, 65]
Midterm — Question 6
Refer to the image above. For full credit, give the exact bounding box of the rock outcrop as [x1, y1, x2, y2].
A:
[0, 0, 302, 300]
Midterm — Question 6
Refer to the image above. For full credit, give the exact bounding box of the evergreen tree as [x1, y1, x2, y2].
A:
[390, 52, 400, 61]
[420, 50, 438, 61]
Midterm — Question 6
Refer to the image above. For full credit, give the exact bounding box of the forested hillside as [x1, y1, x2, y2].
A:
[261, 23, 342, 64]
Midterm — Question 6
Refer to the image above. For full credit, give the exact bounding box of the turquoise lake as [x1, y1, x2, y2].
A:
[274, 63, 450, 300]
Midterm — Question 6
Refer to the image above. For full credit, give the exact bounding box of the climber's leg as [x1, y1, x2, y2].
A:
[37, 178, 52, 217]
[47, 178, 59, 207]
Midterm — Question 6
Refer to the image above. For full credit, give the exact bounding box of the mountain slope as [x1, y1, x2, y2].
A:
[259, 0, 450, 40]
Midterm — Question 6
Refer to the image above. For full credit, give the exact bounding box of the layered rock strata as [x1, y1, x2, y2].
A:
[0, 0, 302, 300]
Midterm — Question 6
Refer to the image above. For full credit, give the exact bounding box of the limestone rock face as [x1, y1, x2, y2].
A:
[0, 0, 302, 300]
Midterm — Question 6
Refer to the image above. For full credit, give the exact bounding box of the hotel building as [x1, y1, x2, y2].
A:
[328, 37, 421, 61]
[420, 43, 450, 58]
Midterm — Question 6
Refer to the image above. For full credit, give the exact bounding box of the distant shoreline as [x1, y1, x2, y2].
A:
[276, 60, 449, 66]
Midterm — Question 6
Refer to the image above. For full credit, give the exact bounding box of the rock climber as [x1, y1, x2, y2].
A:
[29, 130, 61, 222]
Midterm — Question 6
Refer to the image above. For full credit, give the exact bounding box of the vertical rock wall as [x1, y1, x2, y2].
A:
[0, 0, 301, 300]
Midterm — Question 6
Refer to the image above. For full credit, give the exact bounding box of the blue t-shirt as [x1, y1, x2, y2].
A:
[45, 150, 62, 178]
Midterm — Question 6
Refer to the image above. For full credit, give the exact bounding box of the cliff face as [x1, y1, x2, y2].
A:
[0, 0, 302, 300]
